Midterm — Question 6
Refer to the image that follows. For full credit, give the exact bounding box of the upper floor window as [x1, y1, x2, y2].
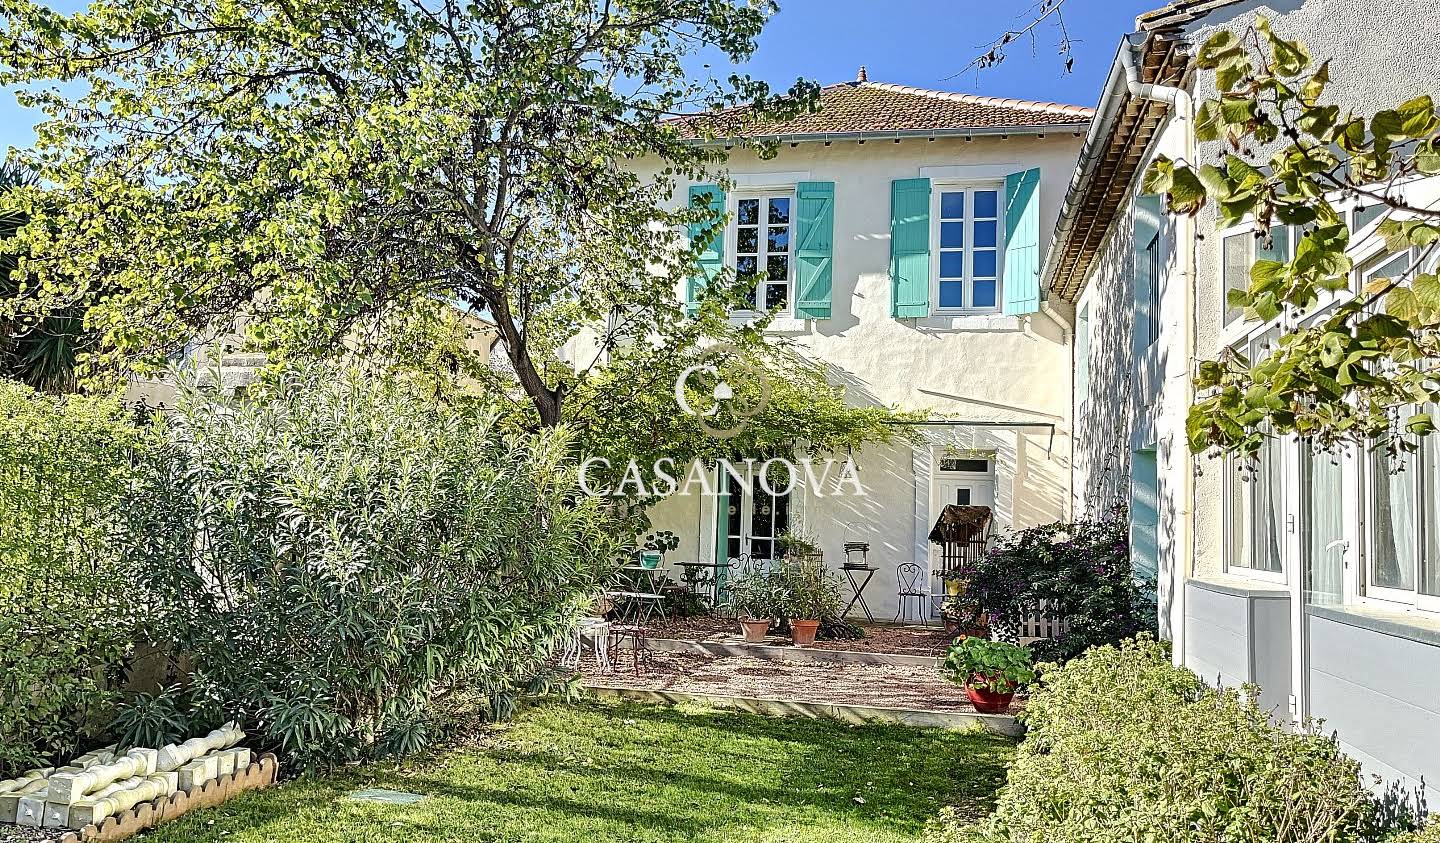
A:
[733, 193, 793, 312]
[932, 184, 1002, 313]
[1222, 226, 1291, 327]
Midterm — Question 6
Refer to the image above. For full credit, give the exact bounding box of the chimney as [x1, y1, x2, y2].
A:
[857, 65, 868, 83]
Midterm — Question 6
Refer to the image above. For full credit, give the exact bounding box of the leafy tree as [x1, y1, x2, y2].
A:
[0, 0, 818, 427]
[1144, 18, 1440, 458]
[0, 161, 85, 391]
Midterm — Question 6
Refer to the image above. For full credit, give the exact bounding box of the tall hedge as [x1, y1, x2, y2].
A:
[0, 383, 142, 774]
[934, 636, 1419, 843]
[127, 365, 623, 769]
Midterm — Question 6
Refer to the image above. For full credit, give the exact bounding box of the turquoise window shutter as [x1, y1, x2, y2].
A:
[1132, 194, 1163, 356]
[1002, 168, 1041, 315]
[890, 178, 931, 318]
[687, 184, 725, 314]
[794, 181, 835, 319]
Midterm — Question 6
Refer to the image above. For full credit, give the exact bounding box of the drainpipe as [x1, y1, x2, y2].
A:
[1119, 31, 1196, 668]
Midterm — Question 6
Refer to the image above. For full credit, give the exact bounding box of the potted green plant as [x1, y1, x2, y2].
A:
[725, 568, 778, 643]
[778, 562, 843, 646]
[776, 530, 823, 563]
[942, 637, 1034, 713]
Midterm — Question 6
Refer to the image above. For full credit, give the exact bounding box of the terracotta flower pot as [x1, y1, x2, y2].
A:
[789, 618, 821, 646]
[964, 682, 1015, 714]
[739, 618, 771, 643]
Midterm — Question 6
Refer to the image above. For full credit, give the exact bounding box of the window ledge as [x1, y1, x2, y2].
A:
[1187, 575, 1290, 599]
[913, 314, 1021, 332]
[725, 313, 811, 335]
[1307, 604, 1440, 648]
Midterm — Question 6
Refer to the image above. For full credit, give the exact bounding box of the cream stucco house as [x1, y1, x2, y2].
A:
[1052, 0, 1440, 804]
[637, 73, 1092, 620]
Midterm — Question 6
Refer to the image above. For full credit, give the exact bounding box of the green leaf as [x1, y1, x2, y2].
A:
[1301, 61, 1330, 104]
[1258, 16, 1310, 76]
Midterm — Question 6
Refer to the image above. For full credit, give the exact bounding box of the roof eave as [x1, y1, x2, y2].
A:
[679, 122, 1092, 146]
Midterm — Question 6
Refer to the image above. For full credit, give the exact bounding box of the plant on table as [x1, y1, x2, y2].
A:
[776, 530, 823, 562]
[942, 637, 1034, 713]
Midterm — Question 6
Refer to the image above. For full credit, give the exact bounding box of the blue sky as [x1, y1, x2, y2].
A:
[0, 0, 1157, 154]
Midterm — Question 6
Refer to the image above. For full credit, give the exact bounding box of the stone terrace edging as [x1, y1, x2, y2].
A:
[648, 636, 941, 668]
[587, 686, 1023, 737]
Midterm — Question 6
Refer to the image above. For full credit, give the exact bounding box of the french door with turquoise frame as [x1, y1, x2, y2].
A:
[721, 471, 791, 563]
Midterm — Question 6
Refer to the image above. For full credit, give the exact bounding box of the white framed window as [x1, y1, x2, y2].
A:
[1221, 225, 1291, 328]
[1223, 326, 1287, 583]
[731, 192, 794, 313]
[931, 183, 1003, 313]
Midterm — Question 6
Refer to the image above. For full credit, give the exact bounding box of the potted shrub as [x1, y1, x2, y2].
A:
[725, 569, 778, 643]
[778, 562, 842, 647]
[943, 637, 1035, 713]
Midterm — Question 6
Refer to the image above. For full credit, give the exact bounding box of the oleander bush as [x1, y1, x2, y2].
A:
[964, 512, 1156, 661]
[125, 364, 623, 770]
[929, 635, 1424, 843]
[0, 383, 144, 775]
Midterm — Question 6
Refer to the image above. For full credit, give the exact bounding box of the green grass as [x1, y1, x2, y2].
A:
[144, 700, 1015, 843]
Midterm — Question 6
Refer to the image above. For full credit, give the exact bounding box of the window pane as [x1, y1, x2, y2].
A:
[765, 282, 788, 309]
[736, 255, 758, 278]
[768, 197, 790, 225]
[737, 227, 758, 253]
[1353, 204, 1386, 233]
[1223, 234, 1249, 325]
[1227, 459, 1249, 569]
[766, 254, 788, 281]
[1304, 447, 1345, 606]
[939, 280, 964, 308]
[737, 199, 759, 226]
[972, 279, 997, 308]
[1256, 226, 1290, 262]
[1253, 433, 1284, 573]
[974, 190, 998, 218]
[973, 249, 997, 278]
[1424, 431, 1440, 597]
[974, 219, 997, 248]
[1371, 445, 1418, 591]
[939, 251, 963, 279]
[941, 191, 965, 220]
[940, 221, 964, 249]
[767, 226, 789, 253]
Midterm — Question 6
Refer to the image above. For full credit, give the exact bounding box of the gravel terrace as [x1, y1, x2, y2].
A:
[580, 650, 1020, 714]
[650, 617, 961, 657]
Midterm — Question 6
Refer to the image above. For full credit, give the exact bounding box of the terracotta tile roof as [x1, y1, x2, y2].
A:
[668, 80, 1093, 140]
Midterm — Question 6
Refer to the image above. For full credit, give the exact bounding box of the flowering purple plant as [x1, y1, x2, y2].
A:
[966, 507, 1156, 662]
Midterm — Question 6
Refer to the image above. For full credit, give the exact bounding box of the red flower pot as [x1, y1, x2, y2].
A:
[789, 618, 821, 646]
[739, 618, 771, 643]
[964, 682, 1015, 714]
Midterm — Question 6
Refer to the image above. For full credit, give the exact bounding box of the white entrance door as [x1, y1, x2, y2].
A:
[935, 455, 996, 510]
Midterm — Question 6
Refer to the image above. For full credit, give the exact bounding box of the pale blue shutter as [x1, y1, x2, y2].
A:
[794, 181, 835, 319]
[687, 184, 725, 314]
[1133, 194, 1162, 357]
[890, 178, 931, 318]
[1002, 168, 1041, 315]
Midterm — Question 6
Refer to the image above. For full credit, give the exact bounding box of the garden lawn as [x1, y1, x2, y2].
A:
[144, 699, 1015, 843]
